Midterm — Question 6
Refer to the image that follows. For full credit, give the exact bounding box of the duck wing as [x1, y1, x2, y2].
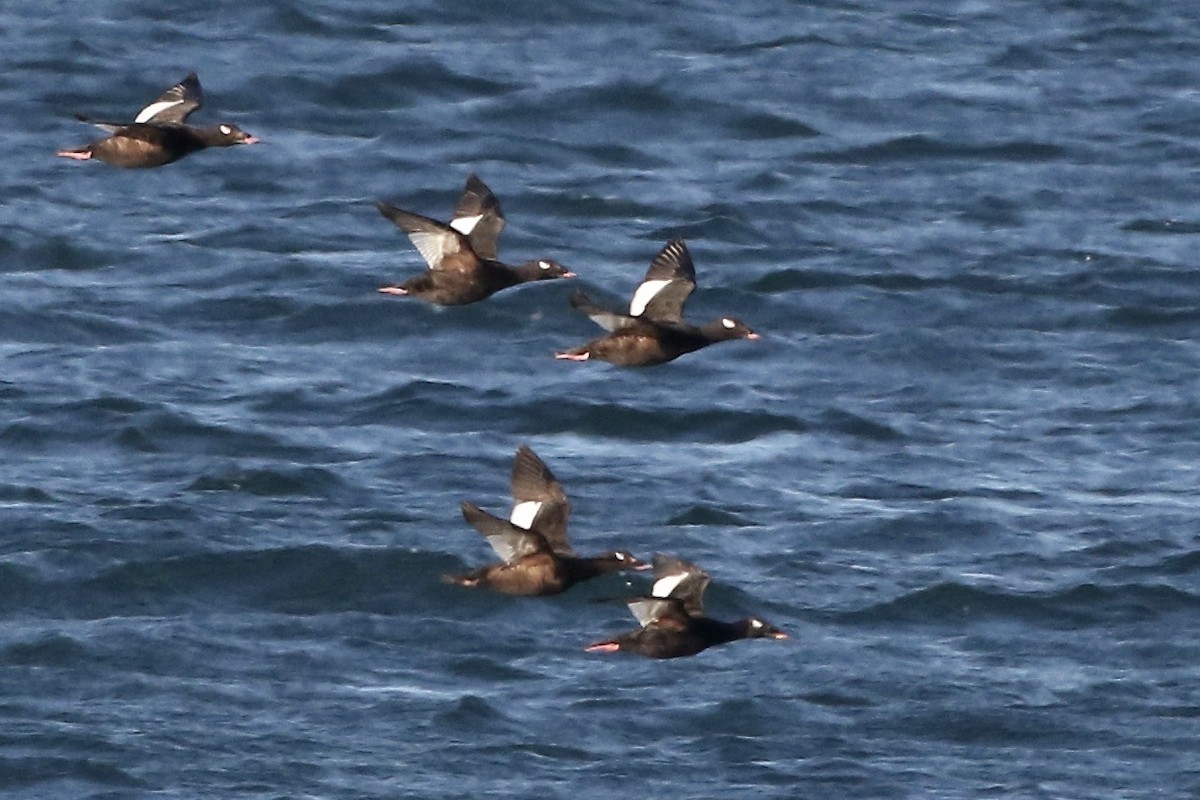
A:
[450, 174, 506, 261]
[377, 202, 480, 274]
[460, 502, 550, 564]
[508, 446, 573, 554]
[650, 553, 711, 615]
[569, 290, 639, 332]
[626, 597, 691, 630]
[629, 239, 696, 322]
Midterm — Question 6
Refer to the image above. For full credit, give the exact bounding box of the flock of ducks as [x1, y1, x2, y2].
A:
[374, 179, 762, 366]
[452, 447, 787, 659]
[57, 73, 786, 659]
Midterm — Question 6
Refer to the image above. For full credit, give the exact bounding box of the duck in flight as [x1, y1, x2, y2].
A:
[555, 239, 758, 366]
[57, 72, 258, 168]
[376, 175, 575, 305]
[445, 446, 648, 595]
[585, 553, 787, 658]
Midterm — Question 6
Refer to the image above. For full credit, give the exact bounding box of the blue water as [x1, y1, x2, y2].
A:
[3, 1, 1200, 797]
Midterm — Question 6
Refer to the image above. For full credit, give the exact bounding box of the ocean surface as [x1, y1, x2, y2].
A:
[3, 0, 1200, 797]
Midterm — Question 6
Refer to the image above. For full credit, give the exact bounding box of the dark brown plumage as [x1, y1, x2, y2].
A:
[444, 446, 648, 596]
[585, 554, 787, 659]
[376, 175, 574, 305]
[556, 239, 758, 366]
[57, 72, 258, 168]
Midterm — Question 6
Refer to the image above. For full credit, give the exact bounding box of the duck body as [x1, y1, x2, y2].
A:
[379, 246, 563, 306]
[557, 314, 759, 367]
[59, 122, 256, 168]
[446, 542, 642, 596]
[587, 610, 785, 659]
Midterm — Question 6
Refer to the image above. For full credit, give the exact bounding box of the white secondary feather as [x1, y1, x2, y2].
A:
[407, 230, 458, 269]
[509, 500, 543, 530]
[134, 99, 183, 124]
[450, 214, 483, 235]
[652, 572, 689, 598]
[629, 279, 672, 316]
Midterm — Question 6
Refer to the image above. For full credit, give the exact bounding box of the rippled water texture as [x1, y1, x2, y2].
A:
[3, 1, 1200, 798]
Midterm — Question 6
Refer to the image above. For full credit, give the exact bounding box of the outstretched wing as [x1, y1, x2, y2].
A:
[626, 597, 691, 629]
[134, 72, 203, 124]
[629, 239, 696, 322]
[377, 202, 478, 273]
[509, 445, 572, 554]
[650, 553, 711, 615]
[73, 113, 127, 133]
[460, 502, 549, 564]
[451, 174, 506, 261]
[569, 290, 639, 332]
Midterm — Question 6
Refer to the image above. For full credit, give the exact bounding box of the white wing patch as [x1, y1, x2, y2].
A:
[450, 214, 483, 235]
[509, 500, 543, 530]
[629, 279, 672, 316]
[652, 572, 689, 598]
[134, 100, 183, 124]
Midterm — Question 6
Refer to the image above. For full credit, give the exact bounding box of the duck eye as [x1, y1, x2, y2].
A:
[219, 124, 232, 135]
[722, 318, 736, 329]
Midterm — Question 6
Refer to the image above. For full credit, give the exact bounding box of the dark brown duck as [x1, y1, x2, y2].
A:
[57, 72, 258, 168]
[586, 554, 787, 658]
[377, 175, 574, 305]
[556, 239, 759, 366]
[445, 446, 648, 595]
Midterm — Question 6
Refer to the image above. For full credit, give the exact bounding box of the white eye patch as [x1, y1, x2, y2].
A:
[722, 318, 736, 329]
[538, 261, 552, 270]
[750, 619, 764, 629]
[219, 124, 232, 135]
